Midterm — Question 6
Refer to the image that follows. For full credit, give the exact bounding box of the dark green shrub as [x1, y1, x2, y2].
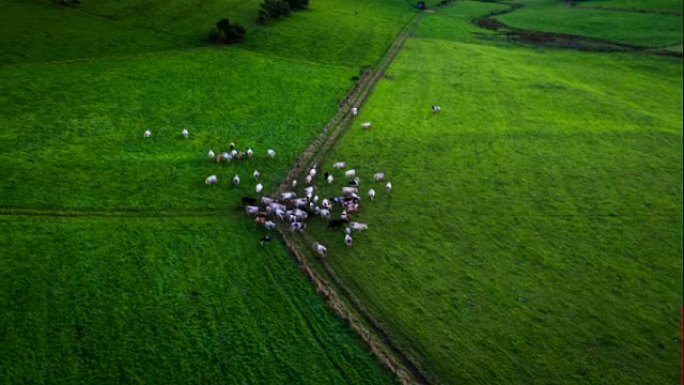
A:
[209, 18, 246, 44]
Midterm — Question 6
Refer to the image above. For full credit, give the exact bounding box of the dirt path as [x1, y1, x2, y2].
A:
[270, 11, 434, 385]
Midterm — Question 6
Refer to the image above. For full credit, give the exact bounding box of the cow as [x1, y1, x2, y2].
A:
[373, 172, 385, 182]
[182, 129, 189, 138]
[368, 189, 376, 200]
[351, 107, 358, 116]
[432, 105, 441, 113]
[267, 149, 276, 158]
[241, 196, 257, 206]
[349, 222, 368, 231]
[332, 162, 346, 169]
[233, 175, 240, 186]
[205, 175, 218, 185]
[253, 170, 260, 180]
[144, 130, 152, 138]
[328, 218, 349, 230]
[314, 243, 328, 257]
[256, 183, 264, 194]
[361, 122, 372, 129]
[245, 206, 260, 216]
[344, 234, 353, 247]
[386, 182, 392, 193]
[345, 169, 356, 179]
[208, 149, 215, 160]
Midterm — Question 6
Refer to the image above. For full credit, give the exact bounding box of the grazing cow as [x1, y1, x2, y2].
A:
[344, 234, 353, 247]
[281, 192, 296, 201]
[324, 171, 329, 180]
[265, 220, 277, 230]
[261, 196, 274, 205]
[246, 148, 254, 159]
[208, 149, 215, 160]
[319, 208, 331, 220]
[293, 209, 308, 220]
[309, 168, 317, 178]
[144, 130, 152, 138]
[229, 142, 236, 151]
[322, 198, 331, 209]
[292, 179, 298, 188]
[293, 197, 309, 208]
[340, 210, 350, 220]
[327, 174, 334, 184]
[255, 216, 267, 226]
[332, 162, 346, 169]
[348, 177, 360, 187]
[304, 186, 314, 198]
[305, 174, 313, 185]
[373, 172, 385, 182]
[217, 152, 231, 163]
[267, 149, 276, 158]
[345, 226, 352, 235]
[386, 182, 392, 193]
[230, 149, 238, 158]
[350, 222, 368, 231]
[368, 188, 376, 200]
[361, 122, 372, 129]
[314, 243, 328, 257]
[241, 196, 257, 206]
[245, 206, 260, 216]
[313, 195, 319, 203]
[274, 208, 286, 221]
[256, 183, 264, 194]
[345, 169, 356, 179]
[205, 175, 218, 185]
[182, 129, 189, 138]
[291, 222, 306, 232]
[328, 218, 349, 230]
[342, 186, 358, 195]
[351, 107, 358, 116]
[432, 105, 441, 113]
[233, 175, 240, 186]
[253, 170, 260, 180]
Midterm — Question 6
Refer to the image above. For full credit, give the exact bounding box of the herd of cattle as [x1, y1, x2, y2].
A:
[145, 104, 442, 257]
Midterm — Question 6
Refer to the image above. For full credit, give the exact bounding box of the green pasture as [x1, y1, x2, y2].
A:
[304, 25, 683, 385]
[0, 217, 397, 385]
[415, 1, 511, 43]
[579, 0, 683, 13]
[0, 0, 416, 66]
[0, 48, 355, 212]
[495, 0, 683, 47]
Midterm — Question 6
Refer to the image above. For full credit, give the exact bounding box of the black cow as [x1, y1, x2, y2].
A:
[328, 218, 349, 231]
[241, 196, 257, 206]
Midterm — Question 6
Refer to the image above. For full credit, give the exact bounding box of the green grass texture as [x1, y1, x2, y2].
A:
[579, 0, 683, 13]
[0, 48, 355, 212]
[0, 217, 398, 385]
[496, 0, 683, 47]
[304, 8, 683, 385]
[0, 0, 416, 66]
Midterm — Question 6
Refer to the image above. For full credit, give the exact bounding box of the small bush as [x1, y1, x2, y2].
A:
[209, 18, 246, 44]
[258, 0, 309, 24]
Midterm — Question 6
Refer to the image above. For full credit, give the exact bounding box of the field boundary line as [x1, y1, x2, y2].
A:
[271, 10, 436, 385]
[0, 208, 226, 218]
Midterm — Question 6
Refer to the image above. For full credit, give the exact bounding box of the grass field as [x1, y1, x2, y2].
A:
[0, 0, 420, 383]
[303, 3, 683, 384]
[0, 217, 397, 385]
[579, 0, 683, 13]
[495, 0, 683, 47]
[0, 0, 415, 66]
[0, 48, 355, 211]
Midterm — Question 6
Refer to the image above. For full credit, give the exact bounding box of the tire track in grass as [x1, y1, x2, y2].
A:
[270, 11, 435, 385]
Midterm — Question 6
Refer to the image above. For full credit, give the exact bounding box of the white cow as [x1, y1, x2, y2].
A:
[332, 162, 346, 169]
[256, 183, 264, 194]
[246, 148, 254, 159]
[327, 174, 334, 184]
[261, 196, 274, 205]
[205, 175, 218, 185]
[233, 174, 240, 186]
[385, 182, 392, 193]
[291, 222, 306, 232]
[361, 122, 372, 129]
[265, 220, 277, 230]
[345, 169, 356, 179]
[319, 208, 332, 220]
[304, 186, 314, 198]
[267, 149, 276, 158]
[245, 206, 260, 216]
[309, 168, 317, 178]
[351, 107, 358, 116]
[281, 191, 296, 201]
[349, 222, 368, 231]
[432, 105, 441, 113]
[342, 187, 358, 195]
[368, 189, 376, 200]
[253, 170, 260, 180]
[293, 198, 309, 208]
[182, 129, 189, 138]
[208, 150, 216, 160]
[344, 234, 353, 247]
[373, 172, 385, 182]
[305, 174, 313, 185]
[314, 243, 328, 257]
[322, 198, 331, 209]
[144, 130, 152, 138]
[292, 179, 298, 188]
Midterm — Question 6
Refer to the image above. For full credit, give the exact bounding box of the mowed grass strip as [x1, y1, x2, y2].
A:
[305, 36, 682, 385]
[495, 0, 683, 47]
[0, 47, 356, 212]
[0, 217, 398, 385]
